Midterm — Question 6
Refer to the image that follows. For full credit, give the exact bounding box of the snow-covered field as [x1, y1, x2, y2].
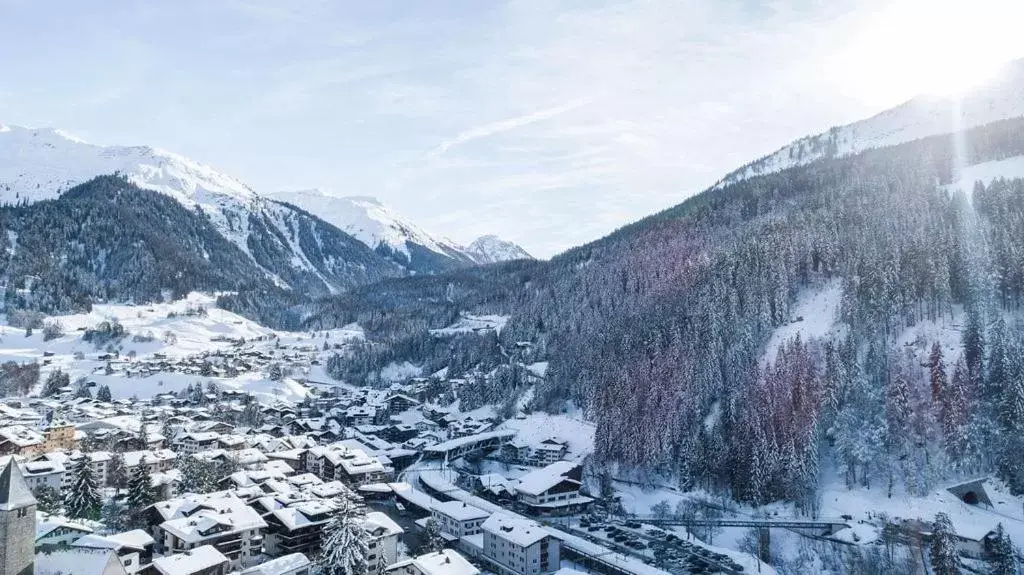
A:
[0, 292, 361, 403]
[762, 278, 844, 365]
[948, 155, 1024, 194]
[497, 411, 595, 461]
[429, 313, 510, 336]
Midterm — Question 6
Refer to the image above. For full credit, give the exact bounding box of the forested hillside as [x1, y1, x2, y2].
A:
[0, 175, 269, 311]
[306, 116, 1024, 506]
[0, 176, 400, 315]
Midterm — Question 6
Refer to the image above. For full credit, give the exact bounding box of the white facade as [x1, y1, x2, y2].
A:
[481, 513, 560, 575]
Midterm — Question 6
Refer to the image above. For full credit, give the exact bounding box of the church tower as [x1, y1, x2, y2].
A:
[0, 459, 36, 575]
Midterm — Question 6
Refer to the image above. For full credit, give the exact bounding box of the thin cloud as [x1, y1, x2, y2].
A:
[429, 98, 591, 158]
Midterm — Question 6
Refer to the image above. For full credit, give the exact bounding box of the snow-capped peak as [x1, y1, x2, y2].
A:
[270, 189, 467, 260]
[0, 123, 259, 207]
[716, 58, 1024, 188]
[466, 234, 533, 264]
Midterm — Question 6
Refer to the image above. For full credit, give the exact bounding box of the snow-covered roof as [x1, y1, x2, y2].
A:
[0, 424, 44, 447]
[153, 545, 230, 575]
[432, 501, 490, 522]
[515, 461, 580, 496]
[73, 529, 154, 551]
[0, 458, 36, 510]
[36, 547, 125, 575]
[424, 430, 516, 454]
[240, 552, 312, 575]
[36, 517, 94, 539]
[409, 550, 480, 575]
[364, 511, 404, 537]
[155, 493, 267, 541]
[122, 448, 177, 467]
[481, 512, 551, 547]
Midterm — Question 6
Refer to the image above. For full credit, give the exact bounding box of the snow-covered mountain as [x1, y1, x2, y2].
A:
[717, 58, 1024, 188]
[466, 235, 533, 264]
[0, 124, 402, 294]
[270, 189, 531, 272]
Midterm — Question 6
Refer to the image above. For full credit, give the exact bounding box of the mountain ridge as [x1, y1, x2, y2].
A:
[270, 189, 532, 272]
[716, 58, 1024, 188]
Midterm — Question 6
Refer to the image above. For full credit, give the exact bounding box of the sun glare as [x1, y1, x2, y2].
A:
[840, 0, 1024, 105]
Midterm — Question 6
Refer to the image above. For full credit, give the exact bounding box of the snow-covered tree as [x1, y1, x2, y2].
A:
[126, 464, 156, 509]
[96, 384, 112, 403]
[320, 500, 370, 575]
[929, 512, 960, 575]
[101, 498, 129, 533]
[989, 523, 1018, 575]
[32, 485, 61, 514]
[107, 451, 128, 492]
[421, 518, 445, 554]
[65, 456, 101, 520]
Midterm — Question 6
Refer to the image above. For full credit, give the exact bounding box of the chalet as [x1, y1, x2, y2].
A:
[386, 550, 480, 575]
[305, 444, 388, 486]
[73, 530, 156, 575]
[122, 449, 177, 474]
[150, 493, 267, 570]
[529, 439, 568, 466]
[0, 425, 45, 455]
[513, 462, 591, 515]
[152, 545, 231, 575]
[175, 432, 222, 454]
[239, 553, 312, 575]
[35, 547, 130, 575]
[36, 517, 95, 548]
[262, 498, 338, 557]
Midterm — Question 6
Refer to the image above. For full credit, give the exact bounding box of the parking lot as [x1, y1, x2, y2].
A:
[571, 517, 746, 575]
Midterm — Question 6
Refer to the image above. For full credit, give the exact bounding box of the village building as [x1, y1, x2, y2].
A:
[513, 461, 591, 515]
[72, 530, 156, 575]
[481, 513, 560, 575]
[386, 550, 480, 575]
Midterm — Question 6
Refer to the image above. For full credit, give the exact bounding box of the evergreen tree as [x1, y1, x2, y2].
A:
[929, 512, 960, 575]
[421, 518, 445, 554]
[32, 485, 61, 514]
[126, 464, 156, 509]
[929, 342, 947, 403]
[41, 369, 69, 397]
[160, 418, 175, 444]
[320, 500, 370, 575]
[65, 456, 101, 520]
[989, 523, 1018, 575]
[96, 385, 112, 402]
[962, 309, 984, 385]
[101, 498, 129, 533]
[1000, 372, 1024, 434]
[108, 451, 128, 492]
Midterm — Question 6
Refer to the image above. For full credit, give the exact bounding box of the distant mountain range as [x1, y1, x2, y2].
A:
[270, 190, 531, 274]
[0, 124, 531, 289]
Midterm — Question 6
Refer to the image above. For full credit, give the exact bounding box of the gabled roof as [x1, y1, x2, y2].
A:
[0, 458, 36, 510]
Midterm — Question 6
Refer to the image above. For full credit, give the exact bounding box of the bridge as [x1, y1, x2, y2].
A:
[422, 429, 516, 460]
[625, 515, 850, 534]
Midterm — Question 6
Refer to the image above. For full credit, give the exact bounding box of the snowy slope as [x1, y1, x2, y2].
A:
[270, 189, 532, 270]
[946, 155, 1024, 194]
[717, 58, 1024, 188]
[466, 234, 533, 263]
[270, 189, 467, 261]
[0, 124, 401, 293]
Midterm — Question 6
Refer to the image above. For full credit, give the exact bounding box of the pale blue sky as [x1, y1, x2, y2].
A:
[2, 0, 1020, 256]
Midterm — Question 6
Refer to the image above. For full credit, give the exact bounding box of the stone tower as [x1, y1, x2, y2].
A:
[0, 459, 36, 575]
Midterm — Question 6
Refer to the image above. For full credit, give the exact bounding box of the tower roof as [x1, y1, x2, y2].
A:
[0, 458, 37, 510]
